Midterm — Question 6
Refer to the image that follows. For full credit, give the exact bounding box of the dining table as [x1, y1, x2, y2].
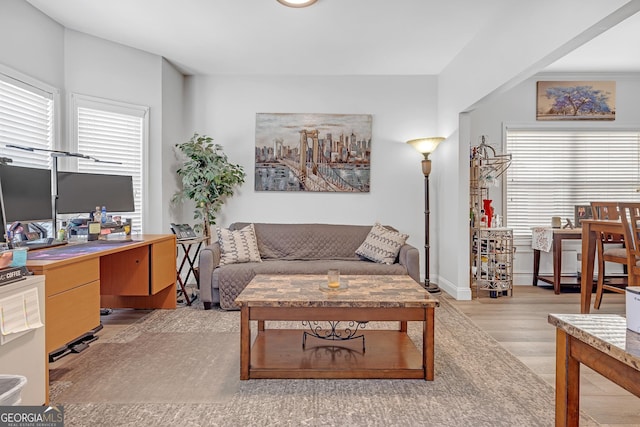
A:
[579, 219, 626, 313]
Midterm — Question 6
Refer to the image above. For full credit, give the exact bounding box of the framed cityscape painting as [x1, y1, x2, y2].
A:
[255, 113, 372, 192]
[536, 81, 616, 121]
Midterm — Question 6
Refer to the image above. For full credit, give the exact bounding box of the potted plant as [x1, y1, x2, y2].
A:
[173, 133, 245, 244]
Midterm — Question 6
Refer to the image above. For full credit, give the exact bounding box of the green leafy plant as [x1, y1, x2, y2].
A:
[173, 133, 245, 242]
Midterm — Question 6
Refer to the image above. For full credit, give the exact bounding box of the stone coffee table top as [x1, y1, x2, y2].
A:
[548, 313, 640, 370]
[234, 274, 439, 308]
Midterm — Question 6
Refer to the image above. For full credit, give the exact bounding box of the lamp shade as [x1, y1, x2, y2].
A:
[406, 137, 445, 155]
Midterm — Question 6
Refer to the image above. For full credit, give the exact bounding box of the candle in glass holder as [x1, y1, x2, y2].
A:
[327, 269, 340, 289]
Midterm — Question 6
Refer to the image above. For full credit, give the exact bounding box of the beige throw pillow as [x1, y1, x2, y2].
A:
[216, 223, 261, 266]
[355, 223, 408, 265]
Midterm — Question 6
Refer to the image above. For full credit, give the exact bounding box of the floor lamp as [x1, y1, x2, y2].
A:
[407, 137, 445, 294]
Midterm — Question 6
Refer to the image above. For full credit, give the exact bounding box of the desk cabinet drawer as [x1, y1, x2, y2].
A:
[43, 258, 100, 297]
[46, 280, 100, 353]
[100, 246, 150, 296]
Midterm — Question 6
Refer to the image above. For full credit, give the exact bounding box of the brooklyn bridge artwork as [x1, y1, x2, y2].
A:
[255, 113, 372, 192]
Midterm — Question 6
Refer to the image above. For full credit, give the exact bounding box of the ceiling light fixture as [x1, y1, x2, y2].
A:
[277, 0, 318, 8]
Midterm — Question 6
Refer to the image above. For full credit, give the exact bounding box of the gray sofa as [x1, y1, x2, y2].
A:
[198, 222, 420, 310]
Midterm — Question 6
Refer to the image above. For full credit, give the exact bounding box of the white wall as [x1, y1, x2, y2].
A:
[469, 72, 640, 284]
[438, 0, 634, 135]
[0, 0, 64, 161]
[0, 0, 64, 89]
[182, 75, 439, 282]
[1, 0, 185, 234]
[162, 59, 187, 232]
[435, 1, 640, 299]
[63, 29, 172, 233]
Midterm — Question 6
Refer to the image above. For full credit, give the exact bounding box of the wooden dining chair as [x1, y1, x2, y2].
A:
[619, 202, 640, 288]
[590, 202, 628, 309]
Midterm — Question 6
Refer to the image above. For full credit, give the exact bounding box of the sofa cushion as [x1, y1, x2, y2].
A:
[231, 223, 372, 260]
[216, 223, 261, 266]
[356, 222, 409, 265]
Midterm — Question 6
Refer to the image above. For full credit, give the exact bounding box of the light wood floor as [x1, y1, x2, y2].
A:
[448, 285, 640, 427]
[55, 285, 639, 426]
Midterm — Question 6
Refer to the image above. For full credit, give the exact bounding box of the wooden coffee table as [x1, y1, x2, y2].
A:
[234, 274, 439, 380]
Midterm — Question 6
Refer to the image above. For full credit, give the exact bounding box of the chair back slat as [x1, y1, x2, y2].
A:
[618, 202, 640, 286]
[620, 203, 640, 257]
[590, 201, 624, 243]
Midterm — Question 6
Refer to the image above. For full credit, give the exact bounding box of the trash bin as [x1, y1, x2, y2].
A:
[0, 375, 27, 405]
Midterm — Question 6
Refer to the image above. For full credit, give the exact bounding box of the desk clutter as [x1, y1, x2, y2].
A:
[67, 210, 132, 242]
[0, 246, 30, 287]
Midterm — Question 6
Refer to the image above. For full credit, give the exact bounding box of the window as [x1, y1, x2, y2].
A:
[505, 128, 640, 239]
[0, 70, 56, 169]
[71, 94, 148, 233]
[0, 69, 58, 238]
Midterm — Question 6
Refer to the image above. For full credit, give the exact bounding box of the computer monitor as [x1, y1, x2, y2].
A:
[0, 164, 53, 223]
[0, 205, 5, 243]
[56, 171, 135, 215]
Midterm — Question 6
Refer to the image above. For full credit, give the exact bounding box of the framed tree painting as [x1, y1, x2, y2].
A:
[536, 81, 615, 121]
[255, 113, 372, 192]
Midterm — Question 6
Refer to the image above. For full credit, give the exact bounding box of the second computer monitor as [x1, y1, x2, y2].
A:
[56, 171, 135, 215]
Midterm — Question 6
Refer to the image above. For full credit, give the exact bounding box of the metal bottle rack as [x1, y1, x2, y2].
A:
[470, 136, 514, 298]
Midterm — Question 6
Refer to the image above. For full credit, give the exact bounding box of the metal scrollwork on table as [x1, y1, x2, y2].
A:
[301, 320, 368, 352]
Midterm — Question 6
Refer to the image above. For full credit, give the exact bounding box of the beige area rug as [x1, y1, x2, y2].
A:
[49, 298, 598, 427]
[50, 332, 239, 404]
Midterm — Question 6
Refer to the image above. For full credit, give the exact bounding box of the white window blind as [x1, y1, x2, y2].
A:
[74, 97, 147, 233]
[505, 129, 640, 239]
[0, 74, 54, 169]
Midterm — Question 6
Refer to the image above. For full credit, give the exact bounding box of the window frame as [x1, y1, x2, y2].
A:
[68, 93, 149, 232]
[503, 123, 640, 243]
[0, 65, 60, 238]
[0, 63, 61, 167]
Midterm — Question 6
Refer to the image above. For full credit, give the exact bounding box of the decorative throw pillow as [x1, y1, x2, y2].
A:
[216, 223, 261, 266]
[355, 223, 409, 265]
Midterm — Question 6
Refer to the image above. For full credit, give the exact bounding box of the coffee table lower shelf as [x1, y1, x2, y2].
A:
[248, 329, 425, 379]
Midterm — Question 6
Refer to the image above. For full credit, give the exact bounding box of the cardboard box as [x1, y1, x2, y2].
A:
[626, 287, 640, 333]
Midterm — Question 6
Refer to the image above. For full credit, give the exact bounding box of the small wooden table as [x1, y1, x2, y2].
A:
[548, 314, 640, 426]
[579, 219, 625, 313]
[234, 274, 439, 380]
[532, 227, 583, 294]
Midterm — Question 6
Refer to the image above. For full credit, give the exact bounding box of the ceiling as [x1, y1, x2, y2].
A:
[25, 0, 640, 76]
[544, 9, 640, 73]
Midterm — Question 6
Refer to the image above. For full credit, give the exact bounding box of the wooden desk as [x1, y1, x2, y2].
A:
[26, 234, 177, 403]
[532, 228, 582, 294]
[579, 220, 624, 313]
[548, 314, 640, 427]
